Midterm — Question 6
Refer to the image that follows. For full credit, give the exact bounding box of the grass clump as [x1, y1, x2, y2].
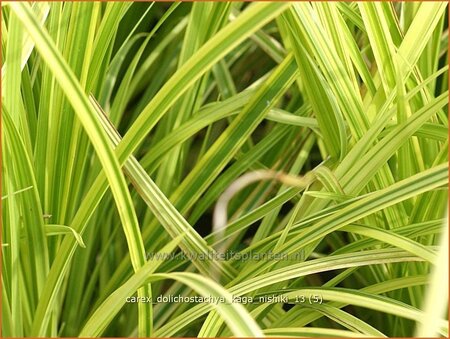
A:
[2, 2, 448, 337]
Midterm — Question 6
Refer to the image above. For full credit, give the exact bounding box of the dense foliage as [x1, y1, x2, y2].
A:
[2, 2, 448, 337]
